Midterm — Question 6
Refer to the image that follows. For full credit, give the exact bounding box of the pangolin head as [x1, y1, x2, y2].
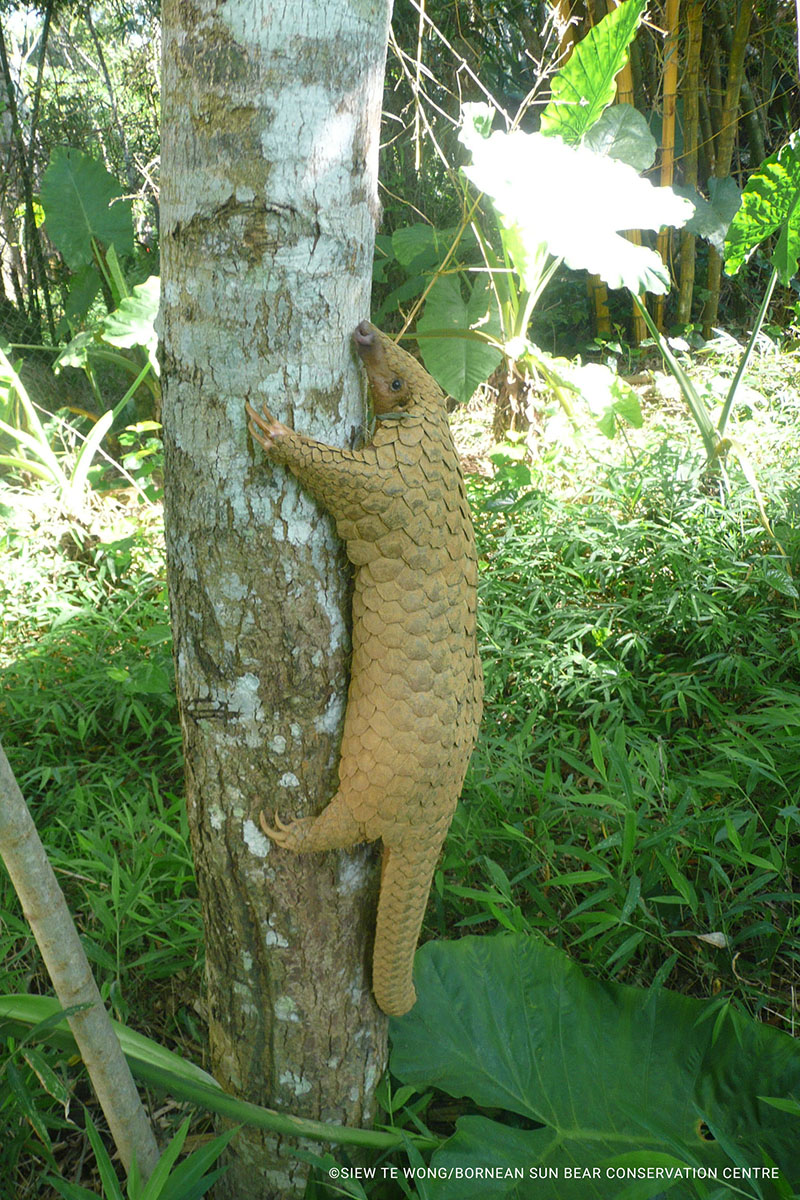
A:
[353, 321, 445, 417]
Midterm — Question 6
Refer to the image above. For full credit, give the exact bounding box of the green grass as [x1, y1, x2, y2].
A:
[0, 499, 200, 1011]
[0, 493, 203, 1192]
[442, 439, 800, 1027]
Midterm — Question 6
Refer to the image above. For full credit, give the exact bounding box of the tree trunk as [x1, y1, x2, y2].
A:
[159, 1, 393, 1195]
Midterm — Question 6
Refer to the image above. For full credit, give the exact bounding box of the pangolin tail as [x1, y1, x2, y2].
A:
[372, 839, 443, 1017]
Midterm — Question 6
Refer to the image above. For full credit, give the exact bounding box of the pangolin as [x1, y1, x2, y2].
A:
[245, 320, 483, 1016]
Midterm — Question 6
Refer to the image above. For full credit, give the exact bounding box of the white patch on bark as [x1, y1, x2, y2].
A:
[363, 1060, 380, 1094]
[279, 1070, 313, 1097]
[232, 983, 258, 1017]
[209, 804, 225, 831]
[290, 723, 302, 739]
[269, 734, 287, 754]
[243, 819, 270, 858]
[219, 571, 248, 602]
[265, 914, 289, 948]
[228, 673, 264, 747]
[279, 489, 314, 546]
[278, 772, 300, 788]
[314, 579, 348, 654]
[275, 996, 300, 1023]
[337, 852, 370, 895]
[314, 691, 346, 735]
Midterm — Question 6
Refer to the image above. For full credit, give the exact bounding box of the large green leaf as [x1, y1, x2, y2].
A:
[724, 133, 800, 284]
[583, 103, 656, 172]
[390, 936, 800, 1199]
[675, 177, 741, 256]
[416, 275, 502, 405]
[460, 126, 693, 295]
[41, 148, 133, 270]
[101, 275, 160, 374]
[538, 0, 648, 144]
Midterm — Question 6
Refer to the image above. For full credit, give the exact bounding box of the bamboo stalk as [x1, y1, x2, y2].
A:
[615, 51, 648, 343]
[702, 0, 755, 336]
[654, 0, 681, 330]
[0, 24, 56, 341]
[713, 0, 766, 165]
[699, 83, 716, 175]
[0, 743, 160, 1179]
[551, 0, 578, 60]
[677, 0, 704, 324]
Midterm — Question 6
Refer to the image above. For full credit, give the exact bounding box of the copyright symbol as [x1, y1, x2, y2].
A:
[329, 1167, 340, 1179]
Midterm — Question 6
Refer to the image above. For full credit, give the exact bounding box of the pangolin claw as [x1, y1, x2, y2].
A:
[260, 809, 300, 847]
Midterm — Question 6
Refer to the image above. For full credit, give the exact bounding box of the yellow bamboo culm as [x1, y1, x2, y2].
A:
[702, 0, 755, 336]
[655, 0, 681, 331]
[615, 52, 648, 344]
[677, 0, 704, 325]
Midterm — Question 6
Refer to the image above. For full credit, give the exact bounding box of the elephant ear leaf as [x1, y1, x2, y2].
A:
[416, 275, 502, 406]
[538, 0, 648, 143]
[41, 148, 133, 270]
[389, 936, 800, 1198]
[724, 132, 800, 284]
[101, 276, 161, 375]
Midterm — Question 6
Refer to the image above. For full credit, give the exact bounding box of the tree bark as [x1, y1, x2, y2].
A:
[160, 1, 392, 1195]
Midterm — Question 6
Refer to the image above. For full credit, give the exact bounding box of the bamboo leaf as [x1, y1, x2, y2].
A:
[138, 1118, 190, 1199]
[85, 1111, 125, 1200]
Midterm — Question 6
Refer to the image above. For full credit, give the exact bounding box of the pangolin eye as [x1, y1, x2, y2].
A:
[390, 378, 403, 392]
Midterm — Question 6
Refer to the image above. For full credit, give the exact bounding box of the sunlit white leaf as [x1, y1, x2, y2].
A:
[461, 126, 694, 295]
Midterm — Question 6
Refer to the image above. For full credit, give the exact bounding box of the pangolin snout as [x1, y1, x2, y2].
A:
[353, 321, 375, 353]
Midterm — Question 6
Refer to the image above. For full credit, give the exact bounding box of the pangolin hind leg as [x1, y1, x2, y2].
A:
[260, 792, 367, 852]
[372, 837, 446, 1017]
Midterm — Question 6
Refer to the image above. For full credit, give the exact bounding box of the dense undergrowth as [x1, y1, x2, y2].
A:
[1, 364, 800, 1190]
[453, 439, 800, 1026]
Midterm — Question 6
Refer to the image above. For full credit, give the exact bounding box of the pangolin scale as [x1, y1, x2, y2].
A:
[246, 321, 483, 1016]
